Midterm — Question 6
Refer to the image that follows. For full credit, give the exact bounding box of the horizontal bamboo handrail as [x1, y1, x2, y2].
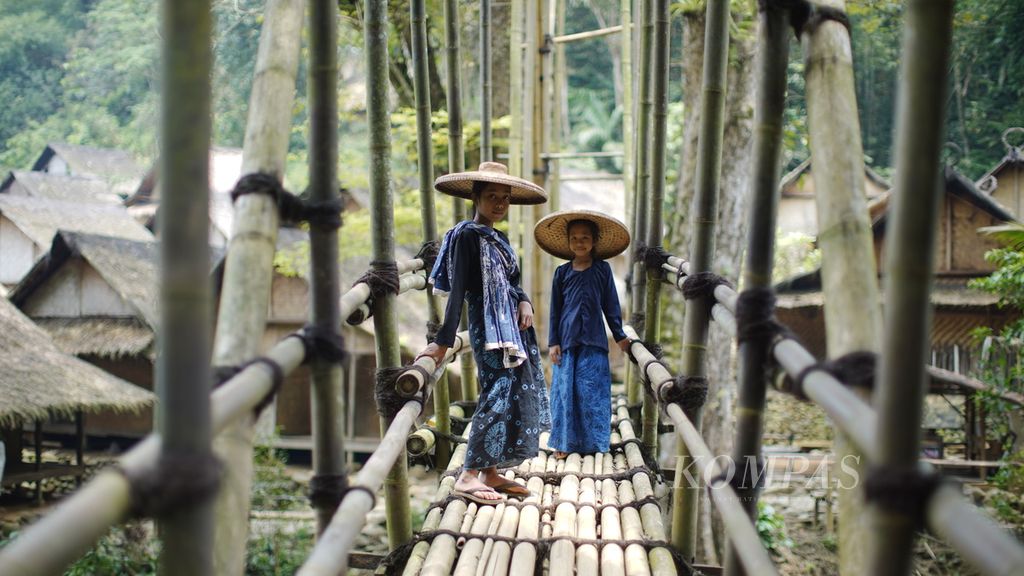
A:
[621, 326, 778, 576]
[552, 24, 622, 44]
[298, 338, 470, 575]
[655, 255, 1024, 576]
[396, 331, 468, 397]
[0, 260, 429, 576]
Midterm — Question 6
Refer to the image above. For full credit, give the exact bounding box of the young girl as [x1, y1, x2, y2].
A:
[535, 210, 631, 458]
[416, 162, 550, 504]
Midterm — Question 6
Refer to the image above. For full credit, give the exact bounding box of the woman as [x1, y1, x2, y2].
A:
[417, 162, 549, 505]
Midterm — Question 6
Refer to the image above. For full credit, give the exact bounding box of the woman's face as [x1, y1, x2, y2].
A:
[567, 222, 595, 260]
[474, 183, 512, 225]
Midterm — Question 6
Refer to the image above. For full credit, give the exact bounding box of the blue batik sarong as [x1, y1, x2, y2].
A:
[548, 345, 612, 454]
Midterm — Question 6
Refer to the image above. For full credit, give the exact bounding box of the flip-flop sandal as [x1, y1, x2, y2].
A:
[490, 480, 532, 500]
[454, 487, 506, 505]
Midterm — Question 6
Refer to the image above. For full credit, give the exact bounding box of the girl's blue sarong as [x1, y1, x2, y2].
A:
[548, 345, 611, 454]
[464, 290, 551, 469]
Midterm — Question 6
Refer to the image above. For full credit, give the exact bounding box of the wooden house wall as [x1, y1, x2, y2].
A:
[988, 165, 1024, 219]
[79, 355, 154, 437]
[0, 216, 41, 285]
[22, 259, 135, 318]
[42, 156, 69, 176]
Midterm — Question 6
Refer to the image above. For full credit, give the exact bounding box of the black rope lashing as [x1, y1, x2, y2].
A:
[415, 240, 441, 275]
[229, 173, 343, 230]
[212, 356, 286, 416]
[629, 312, 646, 338]
[425, 320, 441, 344]
[122, 451, 222, 519]
[608, 437, 645, 452]
[670, 375, 709, 414]
[735, 287, 788, 345]
[354, 260, 401, 300]
[416, 425, 467, 445]
[290, 324, 347, 365]
[307, 473, 347, 510]
[783, 350, 878, 400]
[441, 465, 659, 487]
[681, 271, 733, 302]
[375, 366, 428, 419]
[638, 245, 671, 277]
[423, 492, 664, 521]
[864, 466, 944, 527]
[798, 3, 851, 36]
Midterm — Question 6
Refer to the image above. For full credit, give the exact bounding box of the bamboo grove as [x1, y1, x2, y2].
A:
[0, 0, 1023, 575]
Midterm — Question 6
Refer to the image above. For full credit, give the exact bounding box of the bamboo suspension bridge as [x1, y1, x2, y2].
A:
[1, 0, 1024, 575]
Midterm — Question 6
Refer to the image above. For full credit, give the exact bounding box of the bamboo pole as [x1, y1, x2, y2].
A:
[550, 457, 580, 576]
[528, 0, 552, 344]
[411, 0, 452, 469]
[576, 477, 599, 574]
[307, 0, 347, 537]
[723, 4, 789, 576]
[868, 2, 954, 574]
[444, 0, 466, 225]
[210, 0, 304, 570]
[403, 454, 466, 575]
[509, 454, 546, 575]
[621, 0, 634, 234]
[365, 0, 412, 550]
[453, 504, 495, 576]
[508, 0, 525, 249]
[157, 0, 214, 572]
[420, 500, 470, 576]
[552, 25, 623, 43]
[627, 0, 654, 407]
[601, 477, 627, 576]
[801, 1, 883, 571]
[671, 0, 729, 558]
[640, 0, 670, 454]
[550, 0, 566, 212]
[481, 0, 492, 162]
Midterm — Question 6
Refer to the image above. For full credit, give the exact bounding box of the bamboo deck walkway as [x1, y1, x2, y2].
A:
[394, 397, 689, 576]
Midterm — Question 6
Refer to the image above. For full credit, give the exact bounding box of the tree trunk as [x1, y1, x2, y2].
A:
[491, 0, 510, 118]
[664, 5, 756, 563]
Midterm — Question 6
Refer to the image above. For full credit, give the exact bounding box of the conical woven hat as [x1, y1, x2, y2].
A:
[434, 162, 548, 205]
[534, 209, 631, 260]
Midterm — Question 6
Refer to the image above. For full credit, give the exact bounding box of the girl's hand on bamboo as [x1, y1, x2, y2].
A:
[517, 301, 534, 330]
[550, 344, 561, 366]
[616, 338, 630, 353]
[416, 343, 449, 366]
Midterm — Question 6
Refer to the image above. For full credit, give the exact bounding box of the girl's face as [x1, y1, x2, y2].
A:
[474, 183, 512, 225]
[568, 222, 595, 260]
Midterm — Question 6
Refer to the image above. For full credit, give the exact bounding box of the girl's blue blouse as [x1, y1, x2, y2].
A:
[548, 259, 627, 351]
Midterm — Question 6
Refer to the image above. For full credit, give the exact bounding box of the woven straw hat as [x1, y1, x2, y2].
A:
[534, 209, 631, 260]
[434, 162, 548, 205]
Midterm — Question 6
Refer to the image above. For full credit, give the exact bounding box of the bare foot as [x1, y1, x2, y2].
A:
[454, 472, 504, 502]
[479, 470, 531, 498]
[553, 451, 568, 460]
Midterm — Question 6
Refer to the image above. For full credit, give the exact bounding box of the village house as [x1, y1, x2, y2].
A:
[776, 158, 891, 235]
[30, 142, 145, 198]
[977, 130, 1024, 218]
[0, 296, 153, 498]
[0, 195, 153, 290]
[0, 170, 122, 206]
[775, 166, 1020, 463]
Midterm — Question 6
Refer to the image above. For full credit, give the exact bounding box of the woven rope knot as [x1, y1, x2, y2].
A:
[681, 271, 732, 301]
[355, 260, 401, 300]
[669, 375, 708, 413]
[789, 1, 850, 37]
[230, 172, 284, 204]
[375, 366, 428, 418]
[293, 324, 347, 365]
[425, 320, 442, 343]
[784, 350, 877, 400]
[308, 473, 348, 510]
[629, 311, 646, 335]
[865, 466, 943, 526]
[124, 451, 222, 519]
[735, 287, 789, 344]
[415, 240, 441, 275]
[279, 196, 344, 230]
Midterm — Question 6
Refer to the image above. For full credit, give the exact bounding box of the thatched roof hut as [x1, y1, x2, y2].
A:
[0, 297, 153, 428]
[0, 171, 122, 205]
[30, 143, 144, 197]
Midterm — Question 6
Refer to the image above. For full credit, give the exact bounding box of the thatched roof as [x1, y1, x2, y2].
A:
[31, 143, 144, 192]
[0, 195, 153, 248]
[779, 158, 891, 198]
[977, 147, 1024, 194]
[0, 171, 122, 205]
[776, 271, 1001, 310]
[0, 297, 154, 427]
[34, 317, 154, 358]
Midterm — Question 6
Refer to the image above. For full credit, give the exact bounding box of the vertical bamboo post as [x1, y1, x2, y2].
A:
[550, 0, 566, 212]
[508, 0, 525, 250]
[481, 0, 493, 162]
[640, 0, 670, 453]
[158, 0, 214, 572]
[308, 0, 347, 535]
[671, 0, 729, 559]
[33, 420, 42, 505]
[74, 411, 84, 488]
[801, 2, 882, 571]
[627, 0, 653, 407]
[621, 0, 634, 229]
[444, 0, 466, 225]
[210, 1, 304, 570]
[869, 1, 954, 574]
[723, 3, 789, 574]
[366, 0, 412, 549]
[529, 0, 552, 345]
[412, 0, 451, 469]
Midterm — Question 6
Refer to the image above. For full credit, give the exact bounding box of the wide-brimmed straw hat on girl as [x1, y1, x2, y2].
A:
[434, 161, 548, 205]
[534, 209, 631, 260]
